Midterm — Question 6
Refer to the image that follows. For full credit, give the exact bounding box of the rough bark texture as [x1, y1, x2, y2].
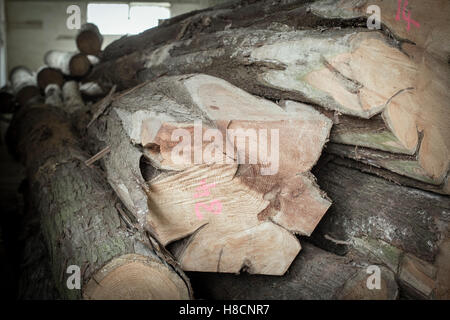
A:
[326, 156, 449, 196]
[188, 241, 398, 300]
[17, 205, 60, 300]
[8, 100, 192, 299]
[311, 158, 450, 299]
[326, 142, 448, 188]
[86, 73, 332, 275]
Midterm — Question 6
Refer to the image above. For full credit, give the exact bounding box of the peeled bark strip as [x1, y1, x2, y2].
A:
[87, 74, 332, 275]
[326, 143, 447, 187]
[86, 0, 449, 189]
[188, 242, 398, 300]
[76, 23, 103, 56]
[9, 66, 40, 107]
[44, 50, 91, 77]
[99, 0, 363, 62]
[328, 156, 449, 196]
[9, 98, 191, 299]
[311, 159, 450, 299]
[36, 66, 64, 91]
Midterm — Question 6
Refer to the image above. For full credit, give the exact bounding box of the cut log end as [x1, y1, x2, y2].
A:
[76, 23, 103, 56]
[69, 54, 91, 77]
[76, 30, 102, 56]
[83, 254, 190, 300]
[37, 67, 64, 90]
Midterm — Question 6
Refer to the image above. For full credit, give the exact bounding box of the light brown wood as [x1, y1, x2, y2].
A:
[86, 74, 332, 275]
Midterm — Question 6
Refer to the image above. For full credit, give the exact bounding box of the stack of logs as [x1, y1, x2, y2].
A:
[1, 0, 449, 300]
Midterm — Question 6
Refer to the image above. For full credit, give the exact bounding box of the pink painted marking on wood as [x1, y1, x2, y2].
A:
[195, 200, 223, 220]
[194, 179, 222, 220]
[194, 179, 216, 198]
[396, 0, 420, 31]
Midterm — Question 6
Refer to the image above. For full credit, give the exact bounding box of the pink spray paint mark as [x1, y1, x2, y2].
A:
[194, 179, 222, 220]
[194, 179, 216, 198]
[396, 0, 420, 31]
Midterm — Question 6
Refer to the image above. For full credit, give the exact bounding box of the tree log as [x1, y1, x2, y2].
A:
[86, 74, 332, 275]
[326, 142, 448, 189]
[85, 0, 450, 190]
[8, 92, 192, 299]
[311, 157, 450, 299]
[9, 66, 40, 107]
[36, 66, 64, 91]
[76, 23, 103, 56]
[17, 201, 60, 300]
[44, 50, 91, 77]
[188, 242, 398, 300]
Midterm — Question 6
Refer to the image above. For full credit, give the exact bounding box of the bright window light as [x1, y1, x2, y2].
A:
[87, 3, 171, 35]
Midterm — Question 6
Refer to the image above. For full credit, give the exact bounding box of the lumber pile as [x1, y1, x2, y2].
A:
[2, 0, 449, 300]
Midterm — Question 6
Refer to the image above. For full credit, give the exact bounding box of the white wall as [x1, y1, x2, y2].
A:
[5, 0, 225, 73]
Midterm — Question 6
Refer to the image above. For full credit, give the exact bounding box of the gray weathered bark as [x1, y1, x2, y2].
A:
[311, 158, 450, 299]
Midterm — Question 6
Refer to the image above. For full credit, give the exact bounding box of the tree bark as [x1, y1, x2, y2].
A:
[8, 94, 192, 299]
[310, 157, 450, 299]
[17, 202, 60, 300]
[326, 142, 448, 189]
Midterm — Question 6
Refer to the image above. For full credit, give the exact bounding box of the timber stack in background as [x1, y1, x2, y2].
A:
[1, 0, 449, 300]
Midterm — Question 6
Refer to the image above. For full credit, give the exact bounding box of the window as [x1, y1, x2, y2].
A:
[87, 2, 171, 35]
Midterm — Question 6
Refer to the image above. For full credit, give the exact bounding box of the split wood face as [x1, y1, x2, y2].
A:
[102, 74, 332, 275]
